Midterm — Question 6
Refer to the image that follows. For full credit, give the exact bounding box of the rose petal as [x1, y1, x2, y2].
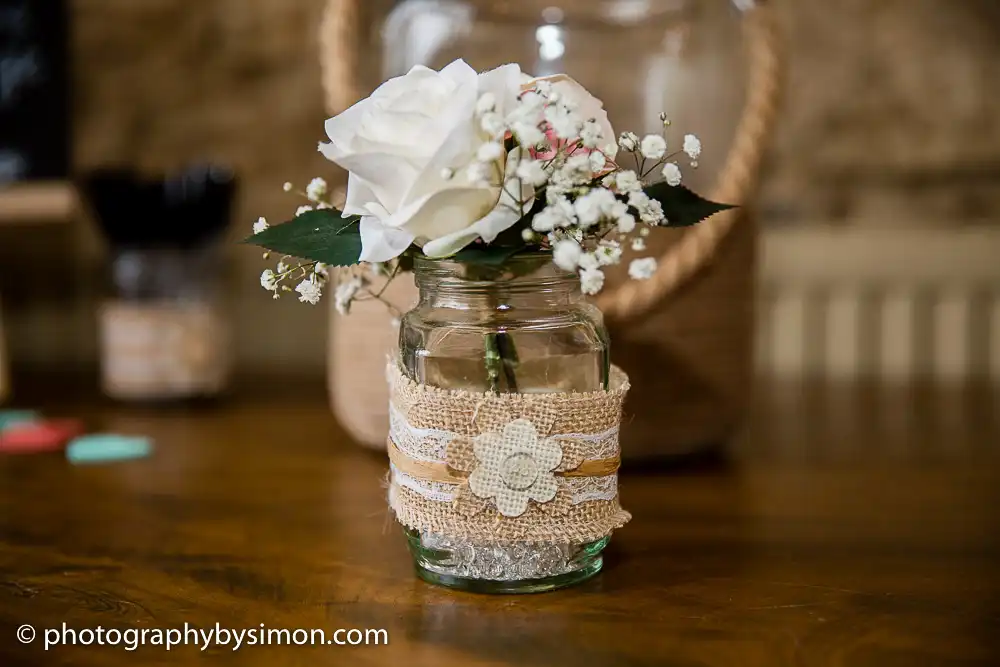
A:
[322, 96, 375, 156]
[342, 172, 379, 217]
[330, 151, 420, 213]
[477, 63, 522, 117]
[438, 58, 479, 87]
[355, 110, 442, 158]
[366, 64, 439, 108]
[420, 208, 514, 257]
[523, 74, 616, 159]
[358, 216, 415, 263]
[400, 80, 482, 202]
[402, 187, 501, 245]
[420, 148, 535, 257]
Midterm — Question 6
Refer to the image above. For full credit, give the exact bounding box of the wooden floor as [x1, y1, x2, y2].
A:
[1, 378, 998, 666]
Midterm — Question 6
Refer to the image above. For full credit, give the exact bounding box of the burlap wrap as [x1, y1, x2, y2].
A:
[387, 364, 632, 544]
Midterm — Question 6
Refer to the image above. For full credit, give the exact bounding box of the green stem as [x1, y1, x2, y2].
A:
[484, 331, 519, 393]
[476, 270, 520, 393]
[484, 333, 502, 393]
[495, 331, 519, 393]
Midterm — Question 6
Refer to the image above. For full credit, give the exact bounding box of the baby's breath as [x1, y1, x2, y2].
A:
[640, 135, 667, 161]
[662, 163, 682, 187]
[295, 276, 323, 305]
[683, 134, 702, 160]
[306, 177, 328, 203]
[628, 257, 658, 280]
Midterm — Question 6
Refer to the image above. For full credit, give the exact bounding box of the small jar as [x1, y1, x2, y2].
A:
[397, 254, 614, 592]
[99, 244, 230, 402]
[400, 254, 610, 393]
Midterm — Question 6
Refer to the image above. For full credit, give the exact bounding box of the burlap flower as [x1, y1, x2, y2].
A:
[467, 419, 562, 517]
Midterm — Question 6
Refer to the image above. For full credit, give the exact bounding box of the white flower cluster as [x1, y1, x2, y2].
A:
[468, 80, 703, 295]
[257, 252, 332, 306]
[254, 178, 400, 314]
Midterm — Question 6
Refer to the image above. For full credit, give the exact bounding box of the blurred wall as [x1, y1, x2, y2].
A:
[1, 0, 998, 379]
[760, 0, 1000, 226]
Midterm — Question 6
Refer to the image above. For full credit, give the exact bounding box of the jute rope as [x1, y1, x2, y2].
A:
[318, 0, 784, 322]
[318, 0, 359, 114]
[387, 439, 620, 484]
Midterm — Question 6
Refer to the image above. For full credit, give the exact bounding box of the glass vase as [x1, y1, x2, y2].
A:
[379, 0, 746, 197]
[396, 254, 613, 593]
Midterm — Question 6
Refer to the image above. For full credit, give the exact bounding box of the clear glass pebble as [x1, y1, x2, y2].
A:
[407, 530, 610, 592]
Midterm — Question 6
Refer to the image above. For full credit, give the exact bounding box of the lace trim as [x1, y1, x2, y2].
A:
[389, 403, 455, 462]
[562, 475, 619, 505]
[391, 464, 457, 503]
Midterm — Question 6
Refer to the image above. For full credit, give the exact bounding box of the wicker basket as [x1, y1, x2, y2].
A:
[320, 0, 783, 459]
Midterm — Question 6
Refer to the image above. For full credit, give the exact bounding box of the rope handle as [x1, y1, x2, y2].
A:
[318, 0, 785, 322]
[319, 0, 359, 114]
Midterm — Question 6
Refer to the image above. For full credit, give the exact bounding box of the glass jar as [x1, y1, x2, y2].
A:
[380, 0, 746, 196]
[398, 253, 611, 592]
[99, 244, 230, 403]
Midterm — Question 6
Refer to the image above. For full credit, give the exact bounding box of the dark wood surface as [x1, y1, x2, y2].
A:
[1, 379, 999, 666]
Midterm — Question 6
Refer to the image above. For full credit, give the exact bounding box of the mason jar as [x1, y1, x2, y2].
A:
[99, 244, 230, 403]
[396, 253, 613, 592]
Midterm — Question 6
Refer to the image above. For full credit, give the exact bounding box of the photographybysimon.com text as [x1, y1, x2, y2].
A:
[16, 623, 388, 651]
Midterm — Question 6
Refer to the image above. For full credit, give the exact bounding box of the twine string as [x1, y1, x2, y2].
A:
[387, 439, 619, 485]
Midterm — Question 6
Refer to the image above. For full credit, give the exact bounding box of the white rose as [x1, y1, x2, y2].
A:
[521, 72, 617, 157]
[319, 59, 529, 262]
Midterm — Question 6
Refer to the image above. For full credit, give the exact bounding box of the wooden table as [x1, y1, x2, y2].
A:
[2, 379, 998, 666]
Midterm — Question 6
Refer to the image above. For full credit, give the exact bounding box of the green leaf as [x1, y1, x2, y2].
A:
[451, 244, 526, 267]
[643, 183, 736, 227]
[241, 209, 363, 266]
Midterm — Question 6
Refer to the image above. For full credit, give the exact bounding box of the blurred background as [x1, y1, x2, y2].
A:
[1, 0, 998, 410]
